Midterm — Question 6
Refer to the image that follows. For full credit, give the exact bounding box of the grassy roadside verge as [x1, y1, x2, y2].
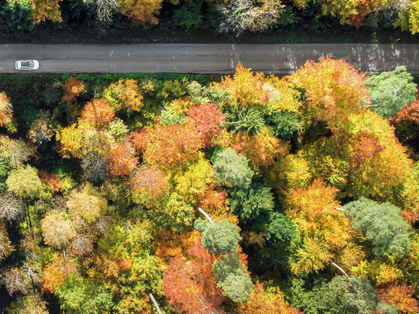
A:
[1, 24, 418, 45]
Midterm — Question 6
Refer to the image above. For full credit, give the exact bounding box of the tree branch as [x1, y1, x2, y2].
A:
[330, 261, 351, 279]
[196, 206, 214, 223]
[148, 292, 162, 314]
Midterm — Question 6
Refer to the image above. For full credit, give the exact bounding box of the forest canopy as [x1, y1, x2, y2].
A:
[0, 58, 419, 313]
[2, 0, 419, 37]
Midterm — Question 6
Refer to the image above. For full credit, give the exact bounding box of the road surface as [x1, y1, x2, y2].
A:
[0, 43, 418, 74]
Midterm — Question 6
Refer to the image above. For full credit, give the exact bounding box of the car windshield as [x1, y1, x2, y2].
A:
[21, 61, 33, 68]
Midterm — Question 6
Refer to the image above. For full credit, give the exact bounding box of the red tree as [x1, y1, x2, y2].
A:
[108, 143, 138, 176]
[377, 282, 419, 313]
[141, 121, 202, 167]
[163, 239, 226, 314]
[80, 99, 115, 127]
[130, 166, 169, 205]
[187, 102, 226, 148]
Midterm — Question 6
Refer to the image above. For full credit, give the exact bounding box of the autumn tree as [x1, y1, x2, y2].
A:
[377, 282, 419, 313]
[292, 0, 397, 27]
[61, 77, 85, 103]
[103, 78, 144, 115]
[7, 165, 43, 199]
[215, 64, 271, 109]
[117, 0, 163, 25]
[28, 110, 55, 145]
[343, 198, 410, 257]
[163, 239, 226, 313]
[285, 179, 354, 275]
[395, 1, 419, 34]
[173, 154, 224, 210]
[1, 267, 28, 295]
[186, 102, 226, 148]
[392, 100, 419, 145]
[90, 220, 162, 313]
[365, 66, 417, 119]
[262, 153, 312, 198]
[130, 165, 169, 206]
[41, 211, 76, 270]
[56, 274, 113, 314]
[80, 98, 115, 128]
[31, 0, 62, 24]
[213, 148, 254, 189]
[219, 0, 284, 35]
[0, 192, 23, 221]
[146, 192, 196, 230]
[289, 56, 367, 125]
[231, 126, 289, 168]
[81, 155, 109, 184]
[55, 124, 84, 158]
[6, 292, 48, 314]
[238, 281, 302, 314]
[0, 91, 13, 127]
[0, 223, 13, 263]
[39, 170, 62, 193]
[107, 117, 129, 139]
[108, 142, 138, 177]
[0, 136, 32, 168]
[67, 184, 108, 224]
[139, 121, 202, 167]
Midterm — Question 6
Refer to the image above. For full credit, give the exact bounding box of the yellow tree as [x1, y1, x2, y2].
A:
[238, 281, 302, 314]
[117, 0, 163, 25]
[31, 0, 62, 24]
[289, 56, 368, 125]
[103, 78, 144, 115]
[215, 64, 300, 114]
[285, 179, 355, 275]
[0, 92, 13, 127]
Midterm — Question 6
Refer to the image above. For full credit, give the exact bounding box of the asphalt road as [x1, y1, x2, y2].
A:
[1, 43, 418, 74]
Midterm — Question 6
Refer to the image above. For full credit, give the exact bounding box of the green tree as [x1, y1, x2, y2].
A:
[172, 7, 202, 30]
[343, 198, 410, 257]
[93, 219, 163, 313]
[213, 148, 254, 189]
[228, 182, 275, 223]
[196, 219, 242, 256]
[56, 274, 113, 314]
[5, 292, 48, 314]
[265, 111, 304, 140]
[224, 107, 265, 135]
[254, 211, 298, 243]
[315, 276, 398, 314]
[212, 252, 253, 303]
[365, 66, 417, 119]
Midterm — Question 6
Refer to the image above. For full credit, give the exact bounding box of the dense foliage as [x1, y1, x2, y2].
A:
[2, 0, 419, 41]
[0, 58, 419, 313]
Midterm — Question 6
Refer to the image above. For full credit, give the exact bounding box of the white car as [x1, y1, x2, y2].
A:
[15, 60, 39, 70]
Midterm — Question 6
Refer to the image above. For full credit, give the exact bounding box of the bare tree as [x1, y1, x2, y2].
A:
[219, 0, 284, 36]
[1, 267, 28, 295]
[0, 192, 24, 221]
[0, 224, 13, 262]
[69, 232, 94, 257]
